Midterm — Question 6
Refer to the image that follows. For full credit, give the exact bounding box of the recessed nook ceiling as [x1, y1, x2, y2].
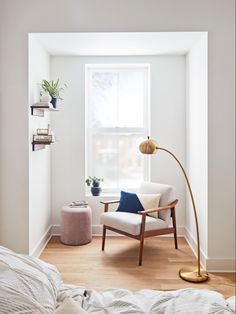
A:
[31, 32, 205, 56]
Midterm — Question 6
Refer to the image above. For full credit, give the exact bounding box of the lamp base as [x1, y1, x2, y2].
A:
[179, 266, 209, 283]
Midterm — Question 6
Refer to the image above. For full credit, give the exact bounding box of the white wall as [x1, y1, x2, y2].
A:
[186, 34, 208, 264]
[50, 56, 186, 233]
[28, 36, 51, 255]
[0, 1, 29, 253]
[0, 0, 235, 269]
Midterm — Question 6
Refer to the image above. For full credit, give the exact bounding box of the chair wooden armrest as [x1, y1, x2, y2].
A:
[100, 200, 120, 212]
[138, 199, 178, 214]
[100, 200, 120, 205]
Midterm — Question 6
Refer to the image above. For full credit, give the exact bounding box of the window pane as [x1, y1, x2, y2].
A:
[89, 72, 118, 128]
[89, 133, 145, 189]
[86, 65, 149, 191]
[88, 69, 145, 128]
[118, 70, 144, 128]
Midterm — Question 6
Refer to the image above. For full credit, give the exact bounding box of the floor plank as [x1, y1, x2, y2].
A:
[40, 236, 235, 297]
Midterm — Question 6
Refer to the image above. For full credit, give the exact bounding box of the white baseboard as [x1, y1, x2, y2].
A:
[205, 259, 236, 272]
[30, 225, 52, 258]
[184, 227, 235, 272]
[92, 224, 121, 236]
[51, 224, 127, 237]
[51, 224, 185, 237]
[51, 224, 61, 235]
[184, 227, 207, 268]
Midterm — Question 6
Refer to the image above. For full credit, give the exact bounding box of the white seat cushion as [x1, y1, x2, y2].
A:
[100, 212, 168, 236]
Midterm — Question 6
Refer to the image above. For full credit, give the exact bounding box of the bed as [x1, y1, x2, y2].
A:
[0, 246, 235, 314]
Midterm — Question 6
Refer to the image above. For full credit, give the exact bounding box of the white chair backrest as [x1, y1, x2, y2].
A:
[138, 181, 175, 222]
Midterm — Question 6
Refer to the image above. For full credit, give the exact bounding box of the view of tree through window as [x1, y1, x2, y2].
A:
[86, 65, 150, 191]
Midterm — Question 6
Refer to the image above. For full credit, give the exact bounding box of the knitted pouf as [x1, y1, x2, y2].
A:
[60, 206, 92, 245]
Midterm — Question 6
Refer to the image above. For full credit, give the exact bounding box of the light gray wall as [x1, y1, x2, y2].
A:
[50, 55, 186, 231]
[186, 35, 208, 262]
[0, 0, 235, 264]
[28, 36, 51, 254]
[0, 1, 29, 253]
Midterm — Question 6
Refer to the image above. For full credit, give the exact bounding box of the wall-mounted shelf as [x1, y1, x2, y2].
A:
[30, 105, 59, 117]
[32, 141, 53, 151]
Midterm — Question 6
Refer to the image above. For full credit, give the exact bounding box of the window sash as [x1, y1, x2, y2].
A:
[85, 64, 150, 193]
[91, 127, 148, 135]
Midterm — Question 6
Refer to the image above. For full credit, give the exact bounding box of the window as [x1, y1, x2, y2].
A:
[85, 64, 150, 193]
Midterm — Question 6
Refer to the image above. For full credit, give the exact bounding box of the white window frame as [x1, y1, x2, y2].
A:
[85, 63, 151, 194]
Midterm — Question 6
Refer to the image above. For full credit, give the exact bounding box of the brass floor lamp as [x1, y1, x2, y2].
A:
[139, 137, 209, 283]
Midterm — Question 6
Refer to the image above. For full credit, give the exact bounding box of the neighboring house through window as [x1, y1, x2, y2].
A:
[85, 64, 150, 193]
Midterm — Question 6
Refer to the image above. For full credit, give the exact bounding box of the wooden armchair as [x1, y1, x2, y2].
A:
[100, 182, 178, 266]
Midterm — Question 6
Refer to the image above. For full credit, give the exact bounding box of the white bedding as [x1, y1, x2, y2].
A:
[0, 246, 235, 314]
[0, 246, 61, 313]
[59, 284, 236, 314]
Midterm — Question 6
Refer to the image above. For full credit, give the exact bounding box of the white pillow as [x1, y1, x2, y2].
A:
[54, 297, 88, 314]
[0, 246, 61, 313]
[137, 193, 161, 218]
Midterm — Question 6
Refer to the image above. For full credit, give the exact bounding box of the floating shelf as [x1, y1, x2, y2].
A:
[32, 141, 53, 151]
[30, 106, 59, 117]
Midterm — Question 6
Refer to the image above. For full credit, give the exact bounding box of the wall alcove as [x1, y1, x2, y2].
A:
[28, 32, 208, 261]
[27, 32, 209, 266]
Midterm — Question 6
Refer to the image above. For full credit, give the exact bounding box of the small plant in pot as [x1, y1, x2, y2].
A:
[85, 176, 104, 196]
[41, 79, 67, 108]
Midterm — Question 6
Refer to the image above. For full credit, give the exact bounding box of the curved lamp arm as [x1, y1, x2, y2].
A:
[139, 137, 208, 282]
[158, 147, 201, 277]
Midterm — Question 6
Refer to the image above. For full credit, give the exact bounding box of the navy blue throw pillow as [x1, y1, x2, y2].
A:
[116, 191, 144, 214]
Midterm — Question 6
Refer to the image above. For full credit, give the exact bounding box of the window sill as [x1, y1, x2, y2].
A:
[86, 193, 120, 198]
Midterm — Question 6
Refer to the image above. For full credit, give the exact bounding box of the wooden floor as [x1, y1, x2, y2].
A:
[40, 236, 235, 297]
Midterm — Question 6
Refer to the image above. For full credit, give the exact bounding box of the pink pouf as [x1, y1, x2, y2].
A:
[60, 206, 92, 245]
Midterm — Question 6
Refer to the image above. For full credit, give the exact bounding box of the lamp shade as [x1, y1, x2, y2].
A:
[139, 137, 158, 154]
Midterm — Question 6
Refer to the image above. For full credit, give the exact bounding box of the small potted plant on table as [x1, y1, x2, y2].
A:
[85, 176, 104, 196]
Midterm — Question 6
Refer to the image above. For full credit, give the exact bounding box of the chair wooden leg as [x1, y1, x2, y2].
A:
[102, 225, 106, 251]
[174, 230, 178, 249]
[172, 207, 178, 249]
[138, 213, 146, 266]
[139, 235, 145, 266]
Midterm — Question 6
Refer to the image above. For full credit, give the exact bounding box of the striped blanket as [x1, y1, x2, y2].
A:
[0, 246, 61, 313]
[0, 246, 235, 313]
[56, 284, 235, 314]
